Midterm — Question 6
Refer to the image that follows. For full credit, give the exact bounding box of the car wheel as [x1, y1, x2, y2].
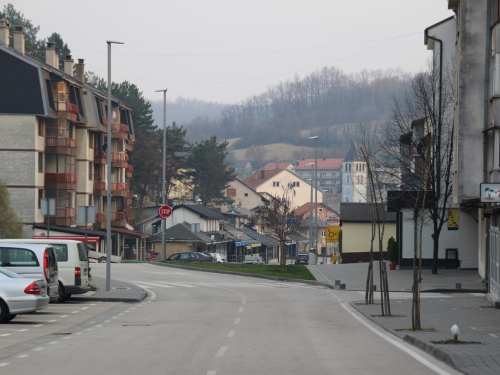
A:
[0, 300, 8, 323]
[3, 314, 16, 322]
[62, 294, 72, 302]
[56, 282, 65, 303]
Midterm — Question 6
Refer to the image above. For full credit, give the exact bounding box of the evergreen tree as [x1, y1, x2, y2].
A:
[0, 181, 23, 239]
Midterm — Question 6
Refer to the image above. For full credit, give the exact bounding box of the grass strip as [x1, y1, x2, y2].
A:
[161, 262, 316, 280]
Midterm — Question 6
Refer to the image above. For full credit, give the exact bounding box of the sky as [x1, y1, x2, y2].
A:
[5, 0, 454, 104]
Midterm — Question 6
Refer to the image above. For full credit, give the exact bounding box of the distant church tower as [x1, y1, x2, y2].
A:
[342, 144, 368, 203]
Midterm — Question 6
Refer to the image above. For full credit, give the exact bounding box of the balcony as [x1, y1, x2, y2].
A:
[93, 212, 106, 230]
[45, 137, 77, 156]
[112, 123, 130, 140]
[125, 164, 133, 178]
[45, 173, 77, 190]
[126, 139, 134, 152]
[111, 152, 129, 168]
[111, 182, 129, 197]
[46, 207, 76, 227]
[111, 211, 127, 227]
[93, 180, 107, 196]
[57, 100, 78, 122]
[93, 148, 107, 164]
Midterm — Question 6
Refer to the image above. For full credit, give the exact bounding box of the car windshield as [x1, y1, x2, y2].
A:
[246, 257, 256, 261]
[0, 266, 24, 278]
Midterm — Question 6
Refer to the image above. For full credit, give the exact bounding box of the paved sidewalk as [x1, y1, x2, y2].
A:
[70, 276, 147, 303]
[310, 262, 500, 375]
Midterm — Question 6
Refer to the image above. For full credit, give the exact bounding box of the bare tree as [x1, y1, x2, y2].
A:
[252, 185, 302, 271]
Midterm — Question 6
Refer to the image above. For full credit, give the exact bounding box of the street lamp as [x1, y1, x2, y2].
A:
[305, 163, 314, 252]
[106, 39, 124, 292]
[309, 136, 318, 256]
[156, 88, 167, 261]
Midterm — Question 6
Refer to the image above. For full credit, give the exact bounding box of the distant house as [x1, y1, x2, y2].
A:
[222, 178, 269, 210]
[339, 202, 396, 263]
[242, 169, 322, 207]
[262, 161, 295, 172]
[222, 206, 253, 228]
[234, 160, 252, 178]
[294, 158, 343, 194]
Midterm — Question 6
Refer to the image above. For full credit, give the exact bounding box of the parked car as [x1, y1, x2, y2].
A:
[243, 256, 264, 265]
[295, 253, 310, 265]
[165, 252, 199, 262]
[0, 239, 90, 302]
[210, 253, 227, 263]
[196, 252, 214, 262]
[0, 243, 59, 302]
[0, 266, 49, 323]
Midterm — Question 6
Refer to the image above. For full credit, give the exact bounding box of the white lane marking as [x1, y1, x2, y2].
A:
[215, 347, 228, 357]
[18, 329, 29, 332]
[85, 328, 93, 331]
[63, 337, 71, 340]
[32, 324, 44, 328]
[0, 363, 9, 367]
[33, 347, 44, 351]
[112, 317, 117, 319]
[17, 354, 29, 358]
[234, 318, 240, 325]
[104, 320, 111, 323]
[132, 281, 173, 288]
[81, 307, 88, 310]
[238, 307, 244, 313]
[207, 371, 216, 375]
[49, 342, 58, 344]
[144, 271, 208, 279]
[0, 334, 11, 337]
[48, 320, 57, 323]
[60, 315, 68, 318]
[341, 303, 451, 375]
[75, 332, 82, 335]
[489, 334, 498, 337]
[118, 314, 124, 316]
[227, 330, 235, 338]
[242, 300, 247, 304]
[72, 311, 79, 314]
[96, 325, 103, 328]
[157, 281, 197, 288]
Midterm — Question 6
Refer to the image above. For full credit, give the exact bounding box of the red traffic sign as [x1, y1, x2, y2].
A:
[158, 205, 172, 218]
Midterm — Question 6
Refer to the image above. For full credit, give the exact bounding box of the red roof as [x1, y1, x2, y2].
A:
[242, 169, 282, 189]
[294, 158, 343, 170]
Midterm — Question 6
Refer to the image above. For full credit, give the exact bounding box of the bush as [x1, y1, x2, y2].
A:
[387, 236, 398, 263]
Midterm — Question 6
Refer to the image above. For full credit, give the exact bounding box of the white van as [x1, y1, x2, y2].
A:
[0, 243, 59, 302]
[0, 240, 89, 302]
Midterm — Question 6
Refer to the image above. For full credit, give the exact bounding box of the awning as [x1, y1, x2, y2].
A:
[33, 235, 100, 243]
[250, 243, 261, 248]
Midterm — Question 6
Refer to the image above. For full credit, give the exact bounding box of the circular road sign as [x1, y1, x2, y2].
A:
[158, 205, 172, 218]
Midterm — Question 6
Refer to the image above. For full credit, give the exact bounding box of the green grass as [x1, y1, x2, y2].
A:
[162, 262, 316, 281]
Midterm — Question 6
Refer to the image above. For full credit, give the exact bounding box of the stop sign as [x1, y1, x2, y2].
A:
[158, 205, 172, 218]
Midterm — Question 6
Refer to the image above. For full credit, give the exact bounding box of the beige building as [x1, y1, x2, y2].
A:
[223, 178, 269, 210]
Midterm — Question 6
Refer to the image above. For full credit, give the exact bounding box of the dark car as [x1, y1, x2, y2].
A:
[295, 253, 310, 265]
[165, 252, 199, 262]
[196, 252, 214, 262]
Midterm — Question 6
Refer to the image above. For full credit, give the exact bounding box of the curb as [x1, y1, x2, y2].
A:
[402, 335, 463, 372]
[150, 261, 335, 289]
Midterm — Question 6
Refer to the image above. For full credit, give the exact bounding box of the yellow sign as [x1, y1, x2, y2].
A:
[448, 209, 459, 230]
[326, 226, 340, 243]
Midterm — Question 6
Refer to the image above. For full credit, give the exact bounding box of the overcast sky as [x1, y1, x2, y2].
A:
[10, 0, 453, 104]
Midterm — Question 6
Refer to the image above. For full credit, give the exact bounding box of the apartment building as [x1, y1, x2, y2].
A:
[0, 21, 137, 256]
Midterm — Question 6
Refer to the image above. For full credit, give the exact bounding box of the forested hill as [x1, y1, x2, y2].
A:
[178, 66, 413, 150]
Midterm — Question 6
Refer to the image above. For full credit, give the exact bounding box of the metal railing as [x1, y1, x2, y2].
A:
[111, 182, 129, 192]
[44, 173, 77, 183]
[46, 137, 77, 148]
[112, 152, 129, 162]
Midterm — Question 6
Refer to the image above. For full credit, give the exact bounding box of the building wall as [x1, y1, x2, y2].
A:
[152, 241, 192, 257]
[342, 222, 396, 255]
[224, 179, 263, 209]
[168, 207, 218, 232]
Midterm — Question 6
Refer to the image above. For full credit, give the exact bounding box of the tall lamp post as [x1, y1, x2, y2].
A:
[309, 136, 318, 256]
[106, 39, 124, 292]
[156, 88, 167, 261]
[305, 163, 314, 252]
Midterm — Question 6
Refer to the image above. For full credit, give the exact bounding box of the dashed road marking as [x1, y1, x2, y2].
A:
[489, 333, 498, 337]
[17, 354, 29, 358]
[227, 330, 235, 338]
[33, 347, 44, 351]
[234, 318, 240, 325]
[49, 342, 58, 344]
[72, 311, 79, 314]
[60, 315, 68, 318]
[32, 324, 43, 328]
[63, 337, 71, 340]
[0, 334, 11, 337]
[207, 371, 216, 375]
[215, 347, 227, 357]
[81, 307, 88, 310]
[18, 329, 29, 332]
[0, 363, 9, 367]
[48, 320, 57, 323]
[238, 307, 244, 313]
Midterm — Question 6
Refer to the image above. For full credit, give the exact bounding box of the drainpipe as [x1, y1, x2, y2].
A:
[485, 1, 492, 292]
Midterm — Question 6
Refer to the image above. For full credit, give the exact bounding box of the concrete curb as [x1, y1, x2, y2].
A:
[151, 261, 335, 289]
[402, 335, 463, 372]
[71, 295, 146, 303]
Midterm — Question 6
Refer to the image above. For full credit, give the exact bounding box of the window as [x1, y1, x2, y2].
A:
[321, 230, 325, 238]
[88, 162, 93, 180]
[38, 153, 44, 173]
[273, 181, 280, 187]
[38, 189, 43, 209]
[77, 243, 88, 261]
[244, 193, 248, 197]
[227, 188, 236, 197]
[89, 132, 95, 149]
[38, 119, 45, 136]
[0, 248, 39, 267]
[88, 195, 93, 206]
[46, 80, 55, 111]
[319, 208, 323, 212]
[292, 181, 300, 187]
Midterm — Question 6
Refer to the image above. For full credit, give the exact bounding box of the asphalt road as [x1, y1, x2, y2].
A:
[0, 263, 463, 375]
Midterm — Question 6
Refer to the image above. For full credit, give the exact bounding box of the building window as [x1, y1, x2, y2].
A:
[244, 193, 248, 197]
[273, 181, 280, 187]
[227, 188, 236, 197]
[292, 181, 300, 187]
[38, 153, 44, 173]
[89, 162, 93, 180]
[38, 119, 45, 136]
[321, 230, 325, 238]
[319, 208, 323, 212]
[38, 189, 43, 209]
[89, 195, 93, 206]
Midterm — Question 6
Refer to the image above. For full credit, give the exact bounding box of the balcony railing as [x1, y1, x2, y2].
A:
[112, 152, 129, 163]
[112, 123, 129, 134]
[56, 207, 76, 218]
[112, 212, 125, 220]
[57, 100, 78, 114]
[95, 212, 106, 222]
[126, 165, 134, 173]
[93, 180, 106, 190]
[94, 148, 107, 158]
[45, 173, 77, 183]
[112, 182, 129, 192]
[46, 137, 77, 148]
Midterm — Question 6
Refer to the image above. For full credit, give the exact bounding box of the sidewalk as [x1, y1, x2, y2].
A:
[310, 262, 500, 375]
[70, 276, 147, 303]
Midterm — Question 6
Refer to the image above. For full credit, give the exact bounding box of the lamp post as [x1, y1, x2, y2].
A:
[309, 136, 318, 256]
[156, 88, 167, 261]
[106, 39, 124, 292]
[305, 163, 314, 252]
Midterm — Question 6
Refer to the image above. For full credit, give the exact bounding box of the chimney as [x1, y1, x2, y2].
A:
[0, 19, 9, 45]
[13, 25, 25, 55]
[261, 169, 265, 179]
[64, 55, 74, 76]
[75, 59, 85, 82]
[45, 42, 57, 68]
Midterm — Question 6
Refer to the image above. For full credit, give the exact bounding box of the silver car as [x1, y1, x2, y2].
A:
[0, 267, 49, 323]
[243, 256, 264, 265]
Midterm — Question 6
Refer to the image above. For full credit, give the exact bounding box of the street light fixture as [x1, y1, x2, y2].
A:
[156, 88, 167, 261]
[309, 136, 318, 257]
[106, 39, 124, 292]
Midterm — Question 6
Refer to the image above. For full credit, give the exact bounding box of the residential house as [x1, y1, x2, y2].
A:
[165, 203, 222, 232]
[150, 223, 217, 257]
[342, 145, 368, 203]
[0, 22, 138, 259]
[294, 158, 343, 195]
[222, 178, 269, 210]
[262, 161, 295, 172]
[242, 168, 323, 208]
[295, 202, 338, 255]
[234, 160, 252, 179]
[222, 206, 253, 228]
[339, 202, 396, 263]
